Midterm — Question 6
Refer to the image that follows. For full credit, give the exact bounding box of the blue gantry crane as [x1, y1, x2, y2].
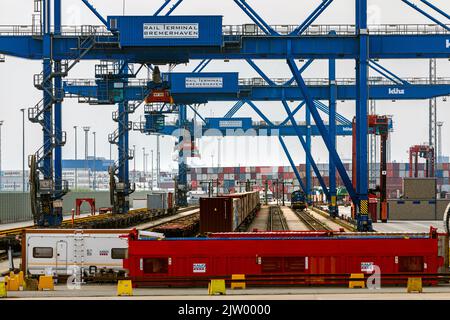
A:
[0, 0, 449, 230]
[64, 64, 447, 214]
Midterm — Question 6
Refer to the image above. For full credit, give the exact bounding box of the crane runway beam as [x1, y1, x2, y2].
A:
[63, 76, 450, 103]
[1, 30, 450, 60]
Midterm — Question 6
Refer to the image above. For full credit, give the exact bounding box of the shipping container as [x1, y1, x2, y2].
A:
[224, 167, 233, 174]
[147, 193, 168, 210]
[403, 178, 437, 200]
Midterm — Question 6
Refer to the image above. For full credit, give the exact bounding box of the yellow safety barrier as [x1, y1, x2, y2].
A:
[5, 271, 24, 291]
[231, 274, 246, 290]
[17, 271, 24, 288]
[117, 280, 133, 296]
[6, 276, 19, 291]
[407, 278, 423, 293]
[208, 279, 226, 295]
[349, 273, 365, 289]
[38, 275, 54, 291]
[0, 282, 6, 298]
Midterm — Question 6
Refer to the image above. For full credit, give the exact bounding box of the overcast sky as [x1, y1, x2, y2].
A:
[0, 0, 449, 171]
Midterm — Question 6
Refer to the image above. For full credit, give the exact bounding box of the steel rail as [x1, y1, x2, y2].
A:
[294, 209, 333, 231]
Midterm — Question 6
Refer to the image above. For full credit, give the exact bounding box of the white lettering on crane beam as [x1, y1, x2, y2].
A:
[446, 39, 450, 49]
[143, 23, 199, 39]
[185, 77, 223, 88]
[388, 88, 405, 95]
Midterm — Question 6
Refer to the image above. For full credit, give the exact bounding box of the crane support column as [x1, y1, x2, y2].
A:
[177, 104, 188, 207]
[355, 0, 372, 231]
[380, 129, 388, 222]
[54, 0, 62, 195]
[107, 61, 135, 214]
[305, 107, 312, 205]
[28, 0, 68, 226]
[329, 56, 338, 218]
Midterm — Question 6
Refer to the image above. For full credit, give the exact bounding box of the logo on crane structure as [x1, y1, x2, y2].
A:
[388, 88, 405, 95]
[446, 39, 450, 49]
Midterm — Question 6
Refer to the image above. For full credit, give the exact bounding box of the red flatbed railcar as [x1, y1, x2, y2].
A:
[124, 228, 448, 287]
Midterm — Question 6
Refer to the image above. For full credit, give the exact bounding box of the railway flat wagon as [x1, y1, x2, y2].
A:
[125, 228, 447, 287]
[199, 191, 260, 233]
[22, 229, 131, 277]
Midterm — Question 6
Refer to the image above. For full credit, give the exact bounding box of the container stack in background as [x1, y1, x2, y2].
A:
[187, 162, 450, 199]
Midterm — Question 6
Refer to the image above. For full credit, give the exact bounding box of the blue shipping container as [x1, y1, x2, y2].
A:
[107, 16, 223, 47]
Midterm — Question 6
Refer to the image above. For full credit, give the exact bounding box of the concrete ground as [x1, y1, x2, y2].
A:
[373, 220, 445, 233]
[3, 283, 450, 300]
[0, 258, 20, 275]
[335, 205, 445, 232]
[248, 206, 270, 231]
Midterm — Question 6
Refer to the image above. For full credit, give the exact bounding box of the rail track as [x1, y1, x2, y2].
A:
[0, 213, 117, 238]
[148, 211, 200, 237]
[294, 209, 333, 231]
[0, 206, 199, 251]
[267, 206, 289, 231]
[310, 207, 357, 232]
[0, 206, 199, 237]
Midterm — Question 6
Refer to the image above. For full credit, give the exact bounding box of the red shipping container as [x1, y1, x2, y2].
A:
[286, 172, 294, 179]
[218, 173, 224, 180]
[240, 167, 246, 173]
[260, 167, 272, 174]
